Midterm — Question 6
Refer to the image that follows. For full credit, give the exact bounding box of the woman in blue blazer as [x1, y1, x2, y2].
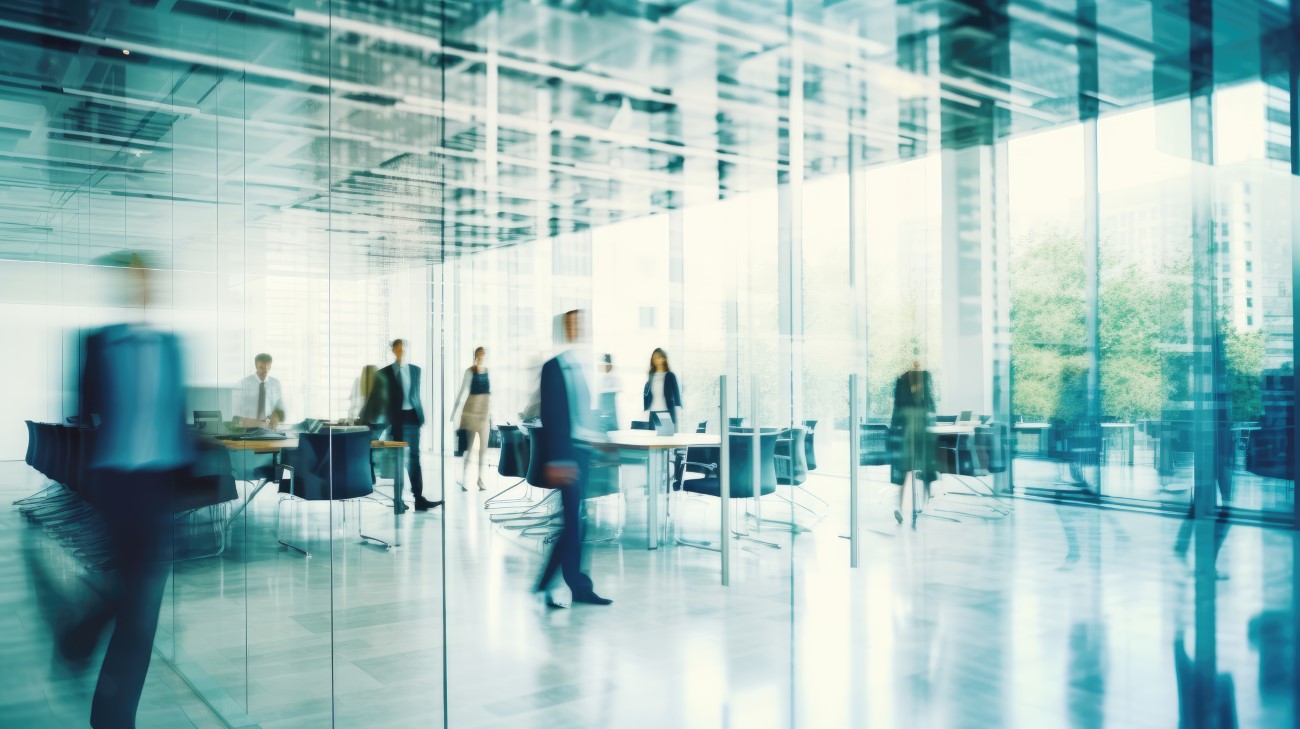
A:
[642, 348, 682, 425]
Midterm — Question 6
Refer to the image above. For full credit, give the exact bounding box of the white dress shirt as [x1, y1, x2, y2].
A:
[235, 373, 286, 421]
[395, 362, 415, 411]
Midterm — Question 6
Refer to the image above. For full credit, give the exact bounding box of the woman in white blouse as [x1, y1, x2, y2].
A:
[641, 348, 682, 426]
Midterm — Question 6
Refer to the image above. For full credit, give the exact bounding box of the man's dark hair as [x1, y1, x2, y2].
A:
[254, 353, 272, 364]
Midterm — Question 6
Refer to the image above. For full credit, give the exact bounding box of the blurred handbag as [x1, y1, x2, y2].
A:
[488, 423, 502, 449]
[454, 428, 469, 456]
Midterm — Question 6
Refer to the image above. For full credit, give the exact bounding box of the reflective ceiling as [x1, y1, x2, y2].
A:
[0, 0, 1293, 270]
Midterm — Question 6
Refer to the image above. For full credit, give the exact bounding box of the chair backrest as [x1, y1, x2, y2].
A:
[24, 420, 36, 468]
[775, 427, 808, 485]
[284, 430, 374, 501]
[936, 414, 957, 424]
[497, 424, 530, 478]
[728, 417, 745, 428]
[523, 425, 550, 488]
[33, 423, 54, 479]
[696, 421, 708, 433]
[802, 420, 818, 470]
[193, 410, 223, 432]
[630, 420, 652, 431]
[681, 434, 769, 496]
[177, 438, 239, 512]
[727, 431, 778, 498]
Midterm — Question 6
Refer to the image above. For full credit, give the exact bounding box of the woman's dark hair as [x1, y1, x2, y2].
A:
[473, 346, 485, 360]
[648, 348, 671, 377]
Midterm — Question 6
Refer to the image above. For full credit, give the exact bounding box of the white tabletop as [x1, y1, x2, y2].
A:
[1015, 422, 1051, 429]
[1101, 422, 1135, 428]
[928, 424, 975, 435]
[597, 431, 722, 449]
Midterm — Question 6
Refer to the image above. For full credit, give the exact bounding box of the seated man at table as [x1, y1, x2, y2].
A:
[230, 353, 285, 482]
[234, 353, 286, 430]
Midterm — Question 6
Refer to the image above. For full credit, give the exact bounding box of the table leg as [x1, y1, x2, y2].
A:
[647, 451, 660, 550]
[393, 447, 406, 548]
[226, 478, 270, 532]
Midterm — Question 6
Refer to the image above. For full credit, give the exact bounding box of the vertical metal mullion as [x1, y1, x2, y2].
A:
[719, 375, 730, 586]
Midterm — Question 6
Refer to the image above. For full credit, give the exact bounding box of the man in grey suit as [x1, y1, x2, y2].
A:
[377, 339, 441, 511]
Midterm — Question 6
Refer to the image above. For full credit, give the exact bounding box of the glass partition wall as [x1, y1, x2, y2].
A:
[2, 1, 1297, 728]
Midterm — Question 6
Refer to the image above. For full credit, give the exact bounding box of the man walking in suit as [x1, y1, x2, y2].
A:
[535, 310, 612, 607]
[378, 338, 441, 511]
[62, 251, 196, 728]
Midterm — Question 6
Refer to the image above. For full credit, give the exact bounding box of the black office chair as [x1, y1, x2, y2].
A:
[492, 424, 560, 527]
[696, 421, 708, 434]
[486, 424, 533, 508]
[772, 427, 824, 527]
[728, 417, 745, 428]
[276, 429, 388, 556]
[936, 414, 957, 424]
[802, 420, 818, 470]
[675, 431, 781, 550]
[174, 438, 239, 559]
[23, 420, 37, 470]
[937, 433, 977, 476]
[630, 420, 652, 431]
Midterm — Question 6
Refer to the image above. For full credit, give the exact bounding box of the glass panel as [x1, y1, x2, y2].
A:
[1210, 81, 1295, 521]
[1008, 125, 1092, 497]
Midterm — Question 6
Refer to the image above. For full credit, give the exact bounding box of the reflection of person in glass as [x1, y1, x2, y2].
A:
[890, 359, 938, 525]
[234, 353, 285, 429]
[597, 353, 620, 432]
[643, 348, 682, 426]
[66, 251, 196, 728]
[534, 310, 612, 607]
[1054, 362, 1094, 490]
[450, 346, 492, 491]
[1173, 323, 1234, 577]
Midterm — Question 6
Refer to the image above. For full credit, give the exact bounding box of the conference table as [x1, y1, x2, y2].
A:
[586, 430, 721, 550]
[1013, 422, 1052, 457]
[217, 435, 411, 548]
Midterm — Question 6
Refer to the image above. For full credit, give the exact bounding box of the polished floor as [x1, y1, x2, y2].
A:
[1, 453, 1296, 729]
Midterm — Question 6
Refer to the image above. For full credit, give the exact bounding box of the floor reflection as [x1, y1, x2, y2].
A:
[1, 458, 1295, 728]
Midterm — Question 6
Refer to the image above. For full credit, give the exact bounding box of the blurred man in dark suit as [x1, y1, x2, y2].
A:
[67, 251, 195, 728]
[534, 310, 611, 607]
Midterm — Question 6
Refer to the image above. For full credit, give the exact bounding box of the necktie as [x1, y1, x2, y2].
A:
[257, 381, 267, 420]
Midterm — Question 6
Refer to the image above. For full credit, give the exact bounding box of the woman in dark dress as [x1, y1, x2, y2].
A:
[890, 360, 938, 524]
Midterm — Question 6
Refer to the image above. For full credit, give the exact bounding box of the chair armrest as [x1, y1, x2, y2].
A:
[279, 463, 295, 495]
[683, 462, 717, 472]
